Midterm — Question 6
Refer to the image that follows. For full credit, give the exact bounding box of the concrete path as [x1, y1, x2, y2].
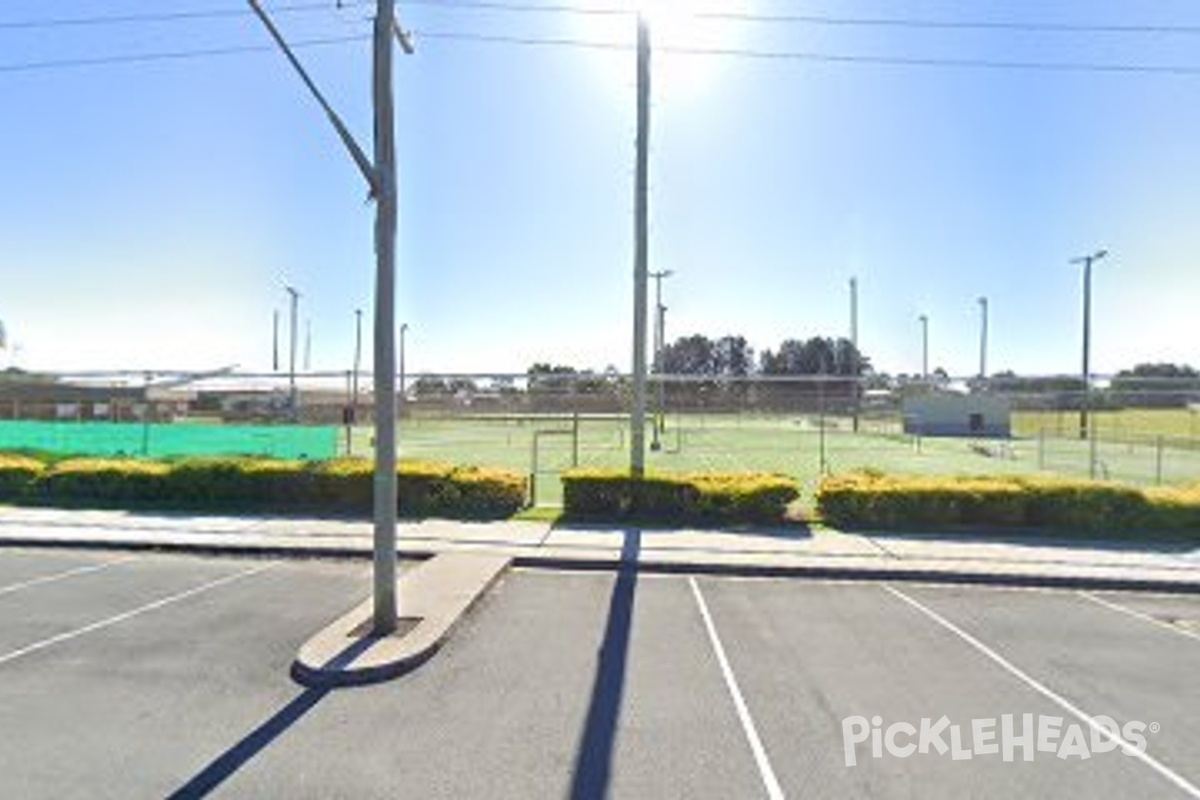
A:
[0, 505, 1198, 591]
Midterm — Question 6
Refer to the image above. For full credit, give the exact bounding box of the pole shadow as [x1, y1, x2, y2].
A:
[568, 527, 642, 800]
[167, 635, 377, 799]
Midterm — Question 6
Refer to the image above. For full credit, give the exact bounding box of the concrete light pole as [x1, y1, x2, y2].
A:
[1071, 249, 1108, 442]
[249, 0, 413, 635]
[630, 10, 651, 477]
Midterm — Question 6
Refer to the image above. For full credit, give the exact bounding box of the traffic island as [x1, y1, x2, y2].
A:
[293, 551, 511, 687]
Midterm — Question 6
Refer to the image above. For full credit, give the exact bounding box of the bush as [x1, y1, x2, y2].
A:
[0, 451, 527, 519]
[562, 468, 799, 524]
[815, 472, 1174, 533]
[39, 458, 170, 507]
[0, 454, 46, 500]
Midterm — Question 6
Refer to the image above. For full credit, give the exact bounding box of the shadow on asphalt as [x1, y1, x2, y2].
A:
[166, 636, 378, 799]
[569, 528, 641, 800]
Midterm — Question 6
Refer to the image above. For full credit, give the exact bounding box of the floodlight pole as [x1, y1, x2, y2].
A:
[399, 322, 409, 416]
[977, 296, 988, 382]
[352, 308, 362, 425]
[272, 309, 280, 371]
[248, 0, 412, 636]
[1072, 249, 1107, 442]
[630, 11, 651, 477]
[850, 277, 859, 432]
[649, 269, 672, 451]
[918, 314, 929, 381]
[285, 285, 300, 419]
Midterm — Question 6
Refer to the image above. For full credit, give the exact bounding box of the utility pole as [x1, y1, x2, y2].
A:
[630, 10, 651, 477]
[977, 296, 989, 382]
[850, 277, 859, 432]
[1071, 249, 1107, 442]
[649, 269, 672, 451]
[918, 313, 929, 381]
[250, 0, 413, 636]
[285, 285, 300, 419]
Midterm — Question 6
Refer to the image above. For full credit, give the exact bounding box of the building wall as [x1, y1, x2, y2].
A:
[902, 394, 1012, 438]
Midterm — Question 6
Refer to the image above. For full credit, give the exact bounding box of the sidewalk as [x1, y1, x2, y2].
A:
[1, 505, 1199, 592]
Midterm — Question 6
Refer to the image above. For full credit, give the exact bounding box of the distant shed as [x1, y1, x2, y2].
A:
[902, 393, 1011, 438]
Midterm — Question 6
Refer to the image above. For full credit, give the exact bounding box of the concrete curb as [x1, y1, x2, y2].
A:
[293, 552, 511, 687]
[2, 532, 1200, 595]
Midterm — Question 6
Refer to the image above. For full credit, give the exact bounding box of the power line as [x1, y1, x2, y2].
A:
[415, 30, 1200, 76]
[0, 1, 374, 31]
[0, 33, 369, 74]
[7, 0, 1200, 37]
[5, 28, 1200, 77]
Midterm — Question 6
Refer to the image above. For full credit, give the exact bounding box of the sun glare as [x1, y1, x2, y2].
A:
[578, 0, 742, 99]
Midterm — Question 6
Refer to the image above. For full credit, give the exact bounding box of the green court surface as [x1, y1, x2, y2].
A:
[348, 414, 1200, 507]
[0, 420, 339, 460]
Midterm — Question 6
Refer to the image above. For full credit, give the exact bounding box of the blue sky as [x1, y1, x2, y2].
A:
[1, 0, 1199, 378]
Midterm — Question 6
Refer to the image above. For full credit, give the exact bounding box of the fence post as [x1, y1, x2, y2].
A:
[529, 432, 538, 507]
[1155, 435, 1164, 485]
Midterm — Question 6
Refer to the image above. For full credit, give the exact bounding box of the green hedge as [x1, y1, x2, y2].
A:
[562, 468, 800, 524]
[816, 472, 1200, 534]
[0, 454, 526, 520]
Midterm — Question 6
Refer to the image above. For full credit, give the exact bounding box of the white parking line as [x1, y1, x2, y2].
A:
[1079, 591, 1200, 644]
[0, 556, 139, 597]
[0, 562, 276, 668]
[688, 576, 785, 800]
[883, 584, 1200, 799]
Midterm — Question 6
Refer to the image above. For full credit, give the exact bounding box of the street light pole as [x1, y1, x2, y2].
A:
[1071, 249, 1108, 442]
[978, 296, 988, 381]
[630, 10, 651, 477]
[249, 0, 412, 638]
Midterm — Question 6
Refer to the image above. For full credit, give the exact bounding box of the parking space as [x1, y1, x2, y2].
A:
[0, 548, 1197, 798]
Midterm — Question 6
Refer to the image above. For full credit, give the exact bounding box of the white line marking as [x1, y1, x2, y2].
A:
[883, 584, 1200, 799]
[1080, 591, 1200, 644]
[0, 555, 139, 597]
[688, 576, 785, 800]
[0, 562, 276, 667]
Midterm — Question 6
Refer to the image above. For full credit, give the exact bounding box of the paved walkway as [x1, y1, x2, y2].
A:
[0, 505, 1198, 590]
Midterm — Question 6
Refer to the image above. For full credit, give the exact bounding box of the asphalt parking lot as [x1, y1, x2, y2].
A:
[1, 547, 1198, 799]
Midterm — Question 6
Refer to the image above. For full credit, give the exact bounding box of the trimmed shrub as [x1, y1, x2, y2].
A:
[0, 450, 526, 519]
[39, 458, 170, 506]
[816, 472, 1169, 533]
[562, 468, 799, 524]
[0, 454, 45, 500]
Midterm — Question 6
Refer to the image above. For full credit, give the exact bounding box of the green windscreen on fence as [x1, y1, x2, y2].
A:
[0, 421, 338, 460]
